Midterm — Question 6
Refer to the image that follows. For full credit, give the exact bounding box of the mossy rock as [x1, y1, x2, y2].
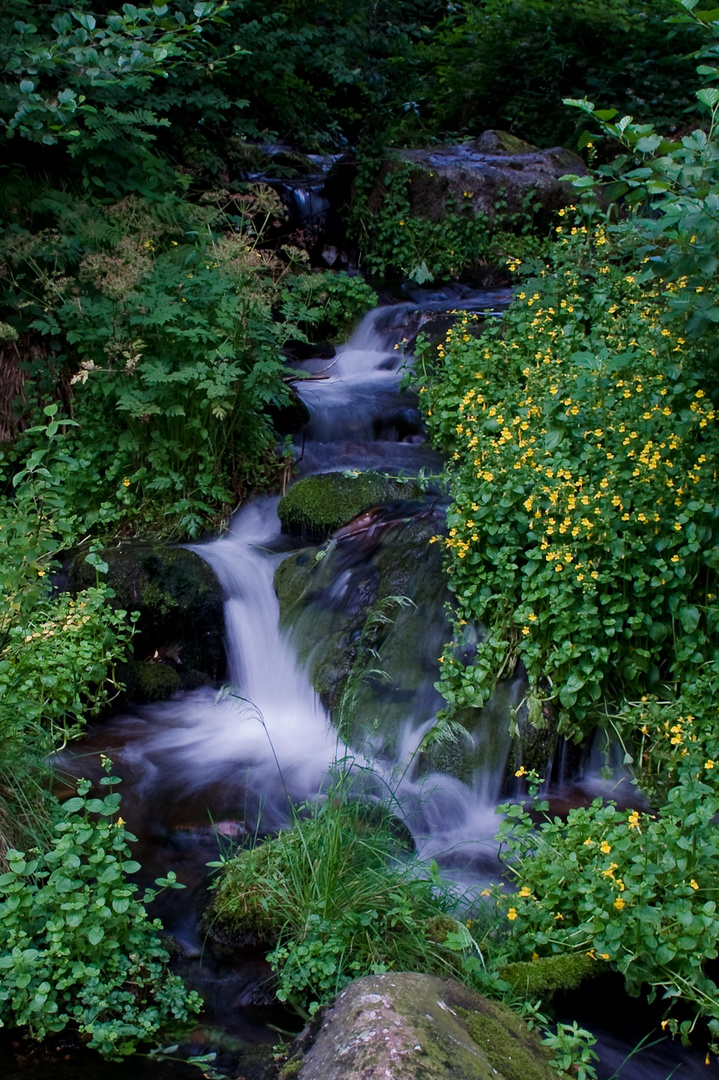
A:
[278, 471, 421, 543]
[282, 972, 563, 1080]
[507, 688, 559, 782]
[274, 500, 450, 757]
[498, 953, 598, 1000]
[71, 543, 226, 702]
[122, 661, 181, 703]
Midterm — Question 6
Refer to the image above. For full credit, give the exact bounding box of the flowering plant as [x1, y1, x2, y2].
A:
[417, 220, 719, 740]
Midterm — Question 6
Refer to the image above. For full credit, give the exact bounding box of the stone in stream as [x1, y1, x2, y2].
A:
[278, 470, 423, 544]
[269, 972, 562, 1080]
[70, 543, 226, 704]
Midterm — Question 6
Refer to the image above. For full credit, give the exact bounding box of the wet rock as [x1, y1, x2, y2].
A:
[272, 972, 561, 1080]
[277, 471, 422, 544]
[368, 130, 586, 226]
[274, 499, 449, 757]
[70, 543, 226, 702]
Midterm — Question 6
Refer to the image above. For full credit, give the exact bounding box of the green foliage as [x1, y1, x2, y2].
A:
[417, 218, 719, 739]
[0, 1, 234, 194]
[350, 160, 547, 283]
[496, 733, 719, 1049]
[563, 2, 719, 342]
[282, 271, 377, 342]
[1, 184, 311, 536]
[539, 1022, 598, 1080]
[208, 768, 468, 1016]
[423, 0, 697, 147]
[0, 407, 135, 768]
[0, 762, 200, 1057]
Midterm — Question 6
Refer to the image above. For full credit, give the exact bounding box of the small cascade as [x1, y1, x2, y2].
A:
[62, 285, 518, 870]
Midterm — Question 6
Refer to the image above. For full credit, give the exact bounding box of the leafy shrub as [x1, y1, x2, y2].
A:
[1, 185, 311, 536]
[281, 270, 377, 342]
[423, 0, 697, 147]
[0, 763, 199, 1057]
[496, 680, 719, 1048]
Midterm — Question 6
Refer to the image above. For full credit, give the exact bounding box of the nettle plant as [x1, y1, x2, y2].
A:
[417, 221, 719, 741]
[0, 760, 199, 1057]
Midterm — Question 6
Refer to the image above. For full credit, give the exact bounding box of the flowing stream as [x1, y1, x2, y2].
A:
[48, 286, 716, 1080]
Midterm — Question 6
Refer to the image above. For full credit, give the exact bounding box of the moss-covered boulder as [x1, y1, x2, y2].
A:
[273, 972, 562, 1080]
[71, 543, 226, 703]
[278, 471, 421, 544]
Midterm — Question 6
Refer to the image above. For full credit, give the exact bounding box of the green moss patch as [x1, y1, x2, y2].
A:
[458, 999, 562, 1080]
[277, 471, 420, 543]
[498, 953, 598, 999]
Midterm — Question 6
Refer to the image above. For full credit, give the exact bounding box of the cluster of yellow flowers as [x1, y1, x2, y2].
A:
[437, 277, 716, 603]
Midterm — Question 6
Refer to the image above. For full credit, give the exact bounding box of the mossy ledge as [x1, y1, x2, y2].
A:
[278, 471, 421, 543]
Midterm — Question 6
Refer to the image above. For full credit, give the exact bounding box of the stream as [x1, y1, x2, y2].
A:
[11, 286, 716, 1079]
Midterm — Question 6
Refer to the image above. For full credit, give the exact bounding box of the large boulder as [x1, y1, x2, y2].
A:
[271, 972, 562, 1080]
[70, 543, 226, 703]
[370, 131, 586, 224]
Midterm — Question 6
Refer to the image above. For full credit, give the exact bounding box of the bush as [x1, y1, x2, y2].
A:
[0, 763, 200, 1057]
[417, 218, 719, 740]
[496, 680, 719, 1048]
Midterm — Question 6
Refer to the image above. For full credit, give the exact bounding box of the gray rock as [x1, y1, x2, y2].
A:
[278, 972, 561, 1080]
[374, 130, 586, 224]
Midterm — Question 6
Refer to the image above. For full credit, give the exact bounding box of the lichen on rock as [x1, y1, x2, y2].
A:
[271, 972, 563, 1080]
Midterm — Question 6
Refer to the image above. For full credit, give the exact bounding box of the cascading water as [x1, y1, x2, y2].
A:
[54, 286, 714, 1080]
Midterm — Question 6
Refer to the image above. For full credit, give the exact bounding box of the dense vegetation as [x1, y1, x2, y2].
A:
[1, 0, 719, 1069]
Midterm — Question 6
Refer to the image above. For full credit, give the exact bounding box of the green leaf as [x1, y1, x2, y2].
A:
[87, 924, 105, 945]
[697, 88, 719, 108]
[679, 606, 700, 633]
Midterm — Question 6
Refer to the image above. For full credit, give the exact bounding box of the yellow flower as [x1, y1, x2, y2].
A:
[519, 886, 531, 898]
[690, 879, 699, 891]
[614, 897, 626, 910]
[599, 953, 610, 961]
[515, 766, 528, 777]
[123, 477, 131, 487]
[554, 912, 564, 920]
[583, 838, 594, 846]
[600, 841, 612, 854]
[627, 811, 640, 830]
[507, 908, 518, 921]
[116, 816, 126, 827]
[706, 760, 715, 770]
